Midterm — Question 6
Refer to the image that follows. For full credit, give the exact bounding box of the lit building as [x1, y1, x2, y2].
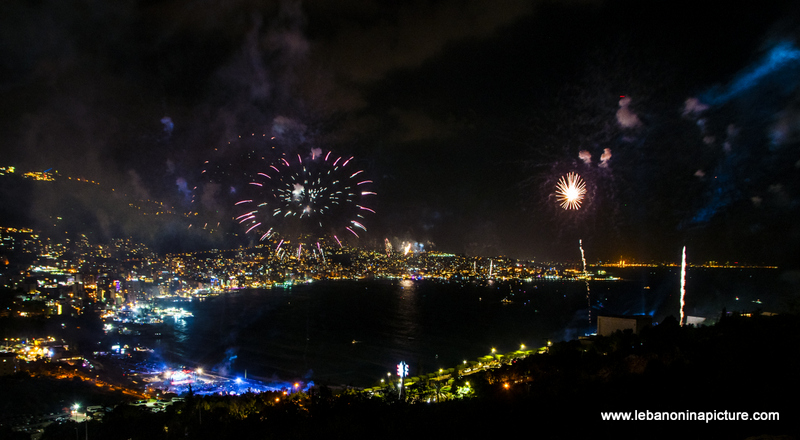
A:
[597, 315, 652, 336]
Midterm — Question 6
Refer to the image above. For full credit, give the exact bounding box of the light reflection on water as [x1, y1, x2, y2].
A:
[150, 279, 582, 386]
[173, 317, 188, 345]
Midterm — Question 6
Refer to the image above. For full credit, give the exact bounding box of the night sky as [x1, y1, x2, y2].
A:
[2, 0, 800, 266]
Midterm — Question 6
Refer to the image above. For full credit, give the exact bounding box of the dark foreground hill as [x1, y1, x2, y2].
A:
[9, 313, 800, 440]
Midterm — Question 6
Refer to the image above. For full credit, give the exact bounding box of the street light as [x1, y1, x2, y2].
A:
[396, 362, 409, 401]
[72, 404, 79, 440]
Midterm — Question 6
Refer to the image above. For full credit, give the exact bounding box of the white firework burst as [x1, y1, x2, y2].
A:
[555, 172, 587, 210]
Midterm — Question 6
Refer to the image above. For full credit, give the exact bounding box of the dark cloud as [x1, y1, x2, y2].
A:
[310, 0, 535, 82]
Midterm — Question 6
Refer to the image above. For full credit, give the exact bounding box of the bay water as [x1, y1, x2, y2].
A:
[152, 267, 792, 387]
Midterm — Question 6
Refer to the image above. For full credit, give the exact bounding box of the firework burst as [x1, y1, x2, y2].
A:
[555, 172, 587, 210]
[236, 149, 376, 248]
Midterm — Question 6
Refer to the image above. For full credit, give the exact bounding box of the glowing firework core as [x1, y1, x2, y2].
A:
[555, 172, 587, 210]
[291, 183, 305, 202]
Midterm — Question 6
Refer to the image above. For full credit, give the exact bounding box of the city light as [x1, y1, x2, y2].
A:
[397, 362, 409, 378]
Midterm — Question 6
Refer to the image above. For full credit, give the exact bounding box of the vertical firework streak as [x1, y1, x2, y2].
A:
[316, 242, 325, 264]
[680, 246, 687, 326]
[580, 239, 591, 324]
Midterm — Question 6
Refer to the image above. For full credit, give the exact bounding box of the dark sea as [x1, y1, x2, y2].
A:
[150, 266, 795, 388]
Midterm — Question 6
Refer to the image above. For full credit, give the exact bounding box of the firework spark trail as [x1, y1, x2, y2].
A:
[580, 239, 591, 324]
[316, 242, 325, 264]
[680, 246, 687, 326]
[555, 172, 587, 210]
